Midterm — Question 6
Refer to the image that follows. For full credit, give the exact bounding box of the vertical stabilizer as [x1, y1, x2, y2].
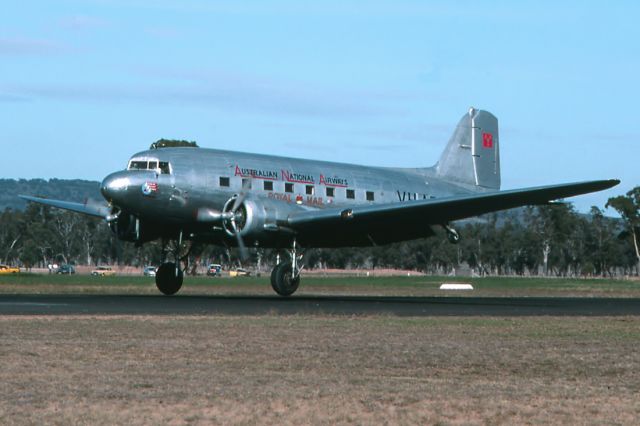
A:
[436, 108, 500, 190]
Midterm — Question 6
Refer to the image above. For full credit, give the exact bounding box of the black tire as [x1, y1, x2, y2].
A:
[155, 262, 184, 295]
[270, 265, 279, 288]
[270, 262, 300, 297]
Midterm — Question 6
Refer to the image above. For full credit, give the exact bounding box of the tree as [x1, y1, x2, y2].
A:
[19, 203, 57, 267]
[51, 211, 81, 264]
[584, 206, 622, 276]
[0, 208, 23, 265]
[525, 203, 581, 276]
[606, 187, 640, 275]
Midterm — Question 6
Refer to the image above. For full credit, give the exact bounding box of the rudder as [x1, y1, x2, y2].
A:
[436, 108, 500, 190]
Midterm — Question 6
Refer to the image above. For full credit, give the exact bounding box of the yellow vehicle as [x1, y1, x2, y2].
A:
[229, 268, 251, 277]
[91, 266, 116, 276]
[0, 265, 19, 274]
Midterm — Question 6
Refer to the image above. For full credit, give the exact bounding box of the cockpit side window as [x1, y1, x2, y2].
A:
[159, 162, 171, 174]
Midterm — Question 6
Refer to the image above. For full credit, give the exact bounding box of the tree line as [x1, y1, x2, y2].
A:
[1, 187, 639, 277]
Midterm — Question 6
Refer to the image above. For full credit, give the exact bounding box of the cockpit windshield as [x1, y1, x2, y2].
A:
[127, 158, 171, 174]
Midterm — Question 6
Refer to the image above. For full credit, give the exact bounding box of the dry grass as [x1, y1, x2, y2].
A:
[0, 315, 639, 425]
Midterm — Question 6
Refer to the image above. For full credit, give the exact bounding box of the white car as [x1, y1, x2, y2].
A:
[143, 266, 157, 277]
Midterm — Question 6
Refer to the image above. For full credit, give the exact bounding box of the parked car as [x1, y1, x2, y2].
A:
[143, 266, 157, 277]
[91, 266, 115, 276]
[229, 268, 251, 277]
[56, 264, 76, 274]
[0, 264, 19, 275]
[207, 264, 222, 276]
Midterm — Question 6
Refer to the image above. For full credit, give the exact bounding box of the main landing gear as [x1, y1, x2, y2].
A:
[156, 262, 183, 295]
[271, 240, 303, 296]
[442, 224, 460, 244]
[155, 232, 186, 295]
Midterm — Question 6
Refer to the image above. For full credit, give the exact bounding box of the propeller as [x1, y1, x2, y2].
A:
[224, 194, 249, 261]
[222, 180, 252, 261]
[83, 198, 114, 219]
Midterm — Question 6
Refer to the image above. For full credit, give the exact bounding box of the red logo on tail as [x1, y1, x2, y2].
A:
[482, 132, 493, 148]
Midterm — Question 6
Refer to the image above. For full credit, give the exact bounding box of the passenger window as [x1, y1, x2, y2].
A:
[306, 185, 314, 195]
[346, 189, 355, 199]
[285, 183, 294, 193]
[366, 191, 374, 201]
[219, 177, 230, 187]
[326, 187, 335, 197]
[263, 181, 273, 191]
[159, 162, 171, 174]
[242, 178, 252, 190]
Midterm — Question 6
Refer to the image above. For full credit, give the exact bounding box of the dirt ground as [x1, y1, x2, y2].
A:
[0, 315, 639, 425]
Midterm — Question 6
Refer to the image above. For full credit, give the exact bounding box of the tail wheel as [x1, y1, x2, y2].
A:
[447, 229, 460, 244]
[270, 262, 300, 297]
[155, 262, 184, 295]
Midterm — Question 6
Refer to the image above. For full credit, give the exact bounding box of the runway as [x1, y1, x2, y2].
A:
[0, 294, 639, 316]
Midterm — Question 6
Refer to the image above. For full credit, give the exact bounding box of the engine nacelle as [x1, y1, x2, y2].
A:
[222, 197, 295, 243]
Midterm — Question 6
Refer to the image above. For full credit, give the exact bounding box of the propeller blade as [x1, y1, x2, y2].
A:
[235, 230, 249, 261]
[231, 179, 251, 212]
[231, 192, 247, 213]
[84, 198, 113, 218]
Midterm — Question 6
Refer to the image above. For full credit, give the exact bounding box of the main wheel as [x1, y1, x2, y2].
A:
[155, 262, 184, 295]
[270, 262, 300, 297]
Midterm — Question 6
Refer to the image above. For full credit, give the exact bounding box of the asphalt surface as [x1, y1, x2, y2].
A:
[0, 294, 639, 316]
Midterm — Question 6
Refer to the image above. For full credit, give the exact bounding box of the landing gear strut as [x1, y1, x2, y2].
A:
[270, 240, 303, 296]
[155, 232, 185, 295]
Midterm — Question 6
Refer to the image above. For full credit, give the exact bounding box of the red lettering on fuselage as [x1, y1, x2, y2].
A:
[268, 192, 292, 202]
[281, 169, 314, 184]
[306, 196, 323, 206]
[319, 174, 348, 187]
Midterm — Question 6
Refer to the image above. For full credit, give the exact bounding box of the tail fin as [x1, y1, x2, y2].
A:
[436, 108, 500, 190]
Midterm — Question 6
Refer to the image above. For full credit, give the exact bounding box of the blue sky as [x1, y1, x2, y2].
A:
[1, 1, 638, 212]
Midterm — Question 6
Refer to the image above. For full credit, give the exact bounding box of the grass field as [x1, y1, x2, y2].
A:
[1, 273, 639, 297]
[1, 315, 639, 424]
[1, 274, 639, 424]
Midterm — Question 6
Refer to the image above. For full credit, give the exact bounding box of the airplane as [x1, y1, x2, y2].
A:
[21, 108, 619, 296]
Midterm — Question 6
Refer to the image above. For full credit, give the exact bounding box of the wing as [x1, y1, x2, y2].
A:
[287, 179, 619, 247]
[19, 195, 111, 218]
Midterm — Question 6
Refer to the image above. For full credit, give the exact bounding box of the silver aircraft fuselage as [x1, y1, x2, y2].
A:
[100, 147, 481, 247]
[103, 147, 478, 217]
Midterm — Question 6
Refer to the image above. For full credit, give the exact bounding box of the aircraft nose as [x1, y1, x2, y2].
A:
[101, 172, 132, 202]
